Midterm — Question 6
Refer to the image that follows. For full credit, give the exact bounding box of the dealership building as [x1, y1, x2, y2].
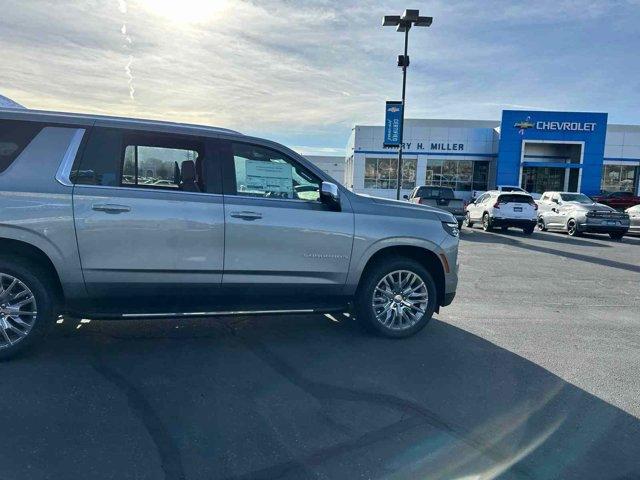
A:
[342, 110, 640, 199]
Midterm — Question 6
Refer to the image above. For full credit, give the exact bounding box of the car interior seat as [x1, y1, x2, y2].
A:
[180, 160, 200, 192]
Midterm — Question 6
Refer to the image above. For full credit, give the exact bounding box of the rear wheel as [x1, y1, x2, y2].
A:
[464, 212, 474, 228]
[609, 232, 625, 240]
[0, 256, 54, 360]
[482, 213, 493, 232]
[356, 257, 437, 338]
[523, 225, 535, 235]
[567, 219, 580, 236]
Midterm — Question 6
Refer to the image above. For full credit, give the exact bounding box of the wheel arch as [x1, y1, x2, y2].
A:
[356, 244, 446, 308]
[0, 237, 65, 307]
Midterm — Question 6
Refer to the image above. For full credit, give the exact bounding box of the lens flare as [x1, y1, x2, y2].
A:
[139, 0, 230, 23]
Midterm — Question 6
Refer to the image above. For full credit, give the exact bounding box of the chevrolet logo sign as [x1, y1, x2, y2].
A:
[514, 119, 534, 130]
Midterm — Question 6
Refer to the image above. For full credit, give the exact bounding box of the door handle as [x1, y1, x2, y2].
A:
[230, 211, 262, 221]
[92, 203, 131, 214]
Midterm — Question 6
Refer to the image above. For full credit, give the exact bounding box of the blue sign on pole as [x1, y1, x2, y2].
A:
[384, 101, 403, 147]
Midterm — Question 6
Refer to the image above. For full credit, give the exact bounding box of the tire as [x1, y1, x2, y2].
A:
[609, 232, 625, 240]
[0, 256, 55, 361]
[464, 212, 474, 228]
[355, 257, 437, 338]
[482, 213, 493, 232]
[537, 217, 547, 231]
[567, 219, 580, 237]
[457, 220, 463, 230]
[523, 225, 535, 235]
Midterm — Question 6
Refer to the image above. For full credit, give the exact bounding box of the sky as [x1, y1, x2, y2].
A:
[1, 0, 639, 155]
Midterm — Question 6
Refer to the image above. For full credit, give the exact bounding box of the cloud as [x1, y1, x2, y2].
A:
[0, 0, 638, 151]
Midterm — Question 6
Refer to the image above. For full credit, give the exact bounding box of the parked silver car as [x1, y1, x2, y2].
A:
[626, 204, 640, 235]
[537, 192, 630, 239]
[0, 109, 459, 358]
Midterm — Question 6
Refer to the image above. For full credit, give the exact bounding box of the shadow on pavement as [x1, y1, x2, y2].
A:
[1, 315, 639, 480]
[461, 229, 640, 274]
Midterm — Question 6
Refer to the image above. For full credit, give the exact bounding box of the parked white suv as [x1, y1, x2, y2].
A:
[465, 191, 538, 234]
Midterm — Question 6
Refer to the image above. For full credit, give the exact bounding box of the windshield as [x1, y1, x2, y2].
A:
[560, 193, 592, 203]
[417, 186, 455, 199]
[498, 194, 533, 203]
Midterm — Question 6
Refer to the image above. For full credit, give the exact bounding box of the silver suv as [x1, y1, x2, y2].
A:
[0, 109, 459, 358]
[537, 191, 630, 239]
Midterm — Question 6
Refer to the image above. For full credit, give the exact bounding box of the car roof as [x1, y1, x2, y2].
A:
[0, 107, 242, 137]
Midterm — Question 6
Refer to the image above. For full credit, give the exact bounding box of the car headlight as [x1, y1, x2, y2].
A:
[442, 221, 460, 237]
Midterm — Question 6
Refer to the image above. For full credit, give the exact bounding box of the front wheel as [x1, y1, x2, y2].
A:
[482, 213, 493, 232]
[355, 257, 437, 338]
[609, 232, 625, 240]
[464, 212, 474, 228]
[537, 217, 547, 231]
[567, 219, 580, 237]
[0, 256, 55, 360]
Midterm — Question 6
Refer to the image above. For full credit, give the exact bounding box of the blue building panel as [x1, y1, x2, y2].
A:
[497, 110, 608, 195]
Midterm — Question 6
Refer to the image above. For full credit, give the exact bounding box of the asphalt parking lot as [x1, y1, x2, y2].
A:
[1, 229, 639, 480]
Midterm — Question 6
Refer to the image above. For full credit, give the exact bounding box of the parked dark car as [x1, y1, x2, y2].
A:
[593, 191, 640, 211]
[406, 186, 465, 228]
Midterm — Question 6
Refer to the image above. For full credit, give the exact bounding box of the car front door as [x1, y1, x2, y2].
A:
[219, 140, 354, 309]
[72, 126, 225, 313]
[469, 194, 486, 220]
[546, 194, 562, 226]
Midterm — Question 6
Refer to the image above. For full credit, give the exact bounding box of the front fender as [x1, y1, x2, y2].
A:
[345, 236, 445, 294]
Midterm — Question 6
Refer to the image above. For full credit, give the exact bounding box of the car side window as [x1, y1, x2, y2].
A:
[121, 139, 204, 191]
[72, 127, 210, 193]
[0, 120, 43, 174]
[230, 143, 321, 202]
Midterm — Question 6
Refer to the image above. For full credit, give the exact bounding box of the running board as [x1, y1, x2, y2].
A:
[71, 306, 348, 321]
[121, 308, 316, 319]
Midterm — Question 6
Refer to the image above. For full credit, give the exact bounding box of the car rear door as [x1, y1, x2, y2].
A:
[71, 126, 225, 313]
[219, 139, 354, 309]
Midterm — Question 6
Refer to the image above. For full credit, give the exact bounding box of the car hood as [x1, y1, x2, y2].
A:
[355, 193, 457, 222]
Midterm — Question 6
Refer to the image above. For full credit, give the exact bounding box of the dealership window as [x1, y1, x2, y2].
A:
[425, 159, 488, 191]
[601, 164, 637, 193]
[364, 157, 416, 189]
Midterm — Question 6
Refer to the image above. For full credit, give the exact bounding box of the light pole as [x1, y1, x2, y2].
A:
[383, 9, 432, 200]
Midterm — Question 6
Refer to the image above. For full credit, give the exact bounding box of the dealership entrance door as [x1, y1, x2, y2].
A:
[521, 167, 581, 193]
[519, 141, 583, 194]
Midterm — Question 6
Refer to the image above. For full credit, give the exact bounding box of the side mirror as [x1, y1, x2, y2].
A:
[403, 194, 409, 200]
[320, 181, 340, 209]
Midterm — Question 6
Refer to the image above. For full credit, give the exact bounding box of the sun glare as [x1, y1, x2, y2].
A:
[139, 0, 230, 24]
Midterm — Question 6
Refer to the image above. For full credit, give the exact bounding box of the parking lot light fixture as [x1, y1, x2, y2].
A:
[382, 9, 433, 200]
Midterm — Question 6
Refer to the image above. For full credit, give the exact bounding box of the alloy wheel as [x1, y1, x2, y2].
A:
[537, 217, 546, 230]
[372, 270, 428, 331]
[0, 273, 38, 350]
[567, 220, 577, 236]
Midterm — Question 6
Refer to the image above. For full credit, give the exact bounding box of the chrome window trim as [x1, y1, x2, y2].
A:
[55, 128, 86, 187]
[226, 192, 322, 205]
